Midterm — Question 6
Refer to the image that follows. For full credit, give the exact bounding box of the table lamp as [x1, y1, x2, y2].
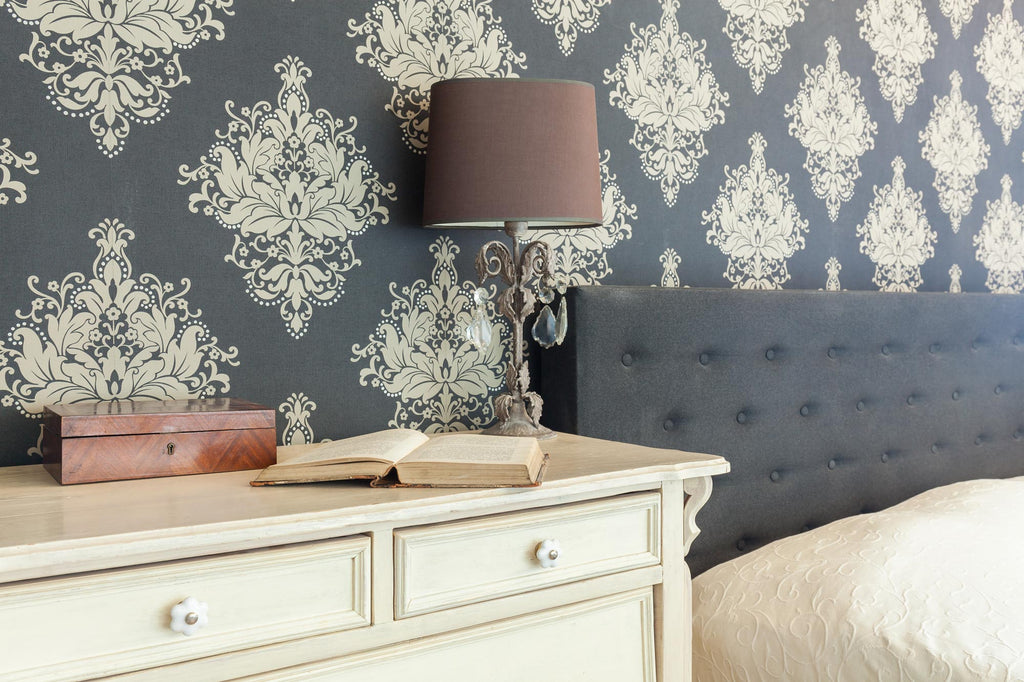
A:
[423, 78, 603, 439]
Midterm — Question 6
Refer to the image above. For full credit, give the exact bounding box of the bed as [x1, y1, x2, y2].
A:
[540, 286, 1024, 681]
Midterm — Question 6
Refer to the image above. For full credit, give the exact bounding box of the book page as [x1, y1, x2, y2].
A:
[252, 459, 392, 484]
[274, 428, 429, 468]
[399, 433, 537, 466]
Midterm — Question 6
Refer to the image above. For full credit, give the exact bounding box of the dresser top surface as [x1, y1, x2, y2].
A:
[0, 432, 726, 583]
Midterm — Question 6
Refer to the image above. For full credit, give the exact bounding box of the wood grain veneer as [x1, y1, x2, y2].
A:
[40, 398, 275, 484]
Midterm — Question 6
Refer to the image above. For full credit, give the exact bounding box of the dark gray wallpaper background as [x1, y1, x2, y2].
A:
[1, 0, 1022, 466]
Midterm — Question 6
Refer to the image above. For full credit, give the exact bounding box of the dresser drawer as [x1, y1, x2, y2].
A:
[247, 589, 656, 682]
[0, 536, 371, 682]
[394, 492, 661, 618]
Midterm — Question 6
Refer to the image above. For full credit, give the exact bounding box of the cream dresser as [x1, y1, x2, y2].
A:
[0, 433, 727, 681]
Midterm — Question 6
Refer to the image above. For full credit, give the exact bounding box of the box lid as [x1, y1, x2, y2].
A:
[44, 398, 275, 438]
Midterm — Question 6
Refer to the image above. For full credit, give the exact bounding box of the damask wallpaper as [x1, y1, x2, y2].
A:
[1, 0, 1023, 466]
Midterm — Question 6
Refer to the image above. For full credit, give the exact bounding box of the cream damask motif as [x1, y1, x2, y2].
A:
[0, 138, 38, 206]
[719, 0, 808, 95]
[604, 0, 729, 207]
[786, 37, 876, 222]
[532, 0, 609, 56]
[660, 249, 682, 287]
[348, 0, 526, 154]
[975, 0, 1024, 145]
[856, 157, 936, 292]
[2, 0, 234, 157]
[943, 0, 979, 39]
[920, 71, 990, 234]
[180, 57, 396, 339]
[351, 237, 508, 432]
[974, 174, 1024, 293]
[280, 392, 321, 446]
[825, 257, 842, 291]
[703, 132, 808, 290]
[949, 264, 963, 292]
[857, 0, 936, 123]
[531, 151, 637, 286]
[0, 219, 238, 454]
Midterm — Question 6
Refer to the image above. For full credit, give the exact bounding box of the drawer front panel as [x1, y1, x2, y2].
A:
[0, 536, 370, 681]
[250, 589, 655, 682]
[395, 492, 661, 618]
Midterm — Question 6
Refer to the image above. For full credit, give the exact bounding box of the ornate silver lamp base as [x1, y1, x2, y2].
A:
[475, 221, 559, 440]
[482, 398, 555, 439]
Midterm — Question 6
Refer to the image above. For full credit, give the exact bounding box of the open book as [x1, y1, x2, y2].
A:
[250, 429, 547, 488]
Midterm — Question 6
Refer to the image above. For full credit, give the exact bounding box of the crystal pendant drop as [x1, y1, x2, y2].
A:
[532, 304, 558, 349]
[465, 289, 492, 351]
[555, 297, 568, 345]
[465, 308, 492, 350]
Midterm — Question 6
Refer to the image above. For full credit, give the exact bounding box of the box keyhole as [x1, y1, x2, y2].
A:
[166, 442, 175, 456]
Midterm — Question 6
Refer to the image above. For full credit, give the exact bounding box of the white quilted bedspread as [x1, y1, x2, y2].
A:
[692, 477, 1024, 682]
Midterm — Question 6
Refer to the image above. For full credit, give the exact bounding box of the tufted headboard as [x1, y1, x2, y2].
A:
[539, 286, 1024, 576]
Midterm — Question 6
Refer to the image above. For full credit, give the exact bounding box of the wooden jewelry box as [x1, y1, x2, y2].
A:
[41, 398, 276, 484]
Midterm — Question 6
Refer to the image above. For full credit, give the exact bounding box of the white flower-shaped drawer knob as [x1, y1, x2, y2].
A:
[170, 596, 208, 636]
[535, 539, 561, 568]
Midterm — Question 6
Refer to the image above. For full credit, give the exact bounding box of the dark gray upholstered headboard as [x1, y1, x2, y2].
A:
[540, 287, 1024, 576]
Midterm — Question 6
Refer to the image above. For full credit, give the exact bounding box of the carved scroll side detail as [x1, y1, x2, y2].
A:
[682, 476, 714, 556]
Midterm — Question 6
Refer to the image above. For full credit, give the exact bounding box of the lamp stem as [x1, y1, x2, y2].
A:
[508, 221, 526, 386]
[475, 221, 556, 439]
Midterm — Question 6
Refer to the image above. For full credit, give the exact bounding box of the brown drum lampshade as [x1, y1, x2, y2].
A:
[422, 78, 603, 229]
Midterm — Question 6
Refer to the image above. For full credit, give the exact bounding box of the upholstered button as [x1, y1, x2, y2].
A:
[929, 343, 940, 354]
[952, 390, 960, 400]
[765, 348, 776, 361]
[881, 344, 890, 355]
[662, 418, 675, 431]
[736, 411, 748, 424]
[906, 395, 915, 406]
[698, 352, 709, 366]
[621, 353, 633, 366]
[769, 470, 780, 482]
[827, 347, 837, 359]
[971, 340, 981, 351]
[856, 400, 865, 412]
[1014, 430, 1022, 440]
[995, 385, 1003, 395]
[931, 444, 939, 454]
[975, 436, 983, 446]
[1014, 336, 1022, 346]
[881, 452, 889, 463]
[736, 539, 747, 551]
[799, 404, 810, 417]
[827, 459, 837, 470]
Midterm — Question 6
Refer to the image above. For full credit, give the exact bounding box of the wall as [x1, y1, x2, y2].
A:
[1, 0, 1022, 466]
